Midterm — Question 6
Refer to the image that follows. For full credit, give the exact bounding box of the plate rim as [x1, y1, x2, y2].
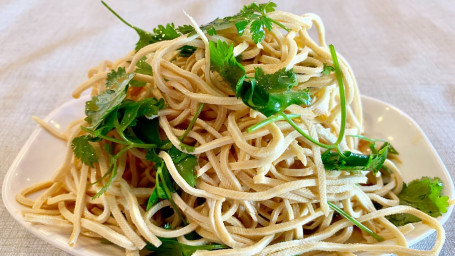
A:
[2, 95, 454, 255]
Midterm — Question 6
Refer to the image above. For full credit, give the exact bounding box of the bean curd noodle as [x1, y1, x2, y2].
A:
[17, 9, 445, 256]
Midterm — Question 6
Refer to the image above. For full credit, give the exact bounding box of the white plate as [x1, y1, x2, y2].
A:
[2, 96, 454, 256]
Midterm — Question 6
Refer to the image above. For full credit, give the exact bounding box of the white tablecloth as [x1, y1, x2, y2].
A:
[0, 0, 454, 255]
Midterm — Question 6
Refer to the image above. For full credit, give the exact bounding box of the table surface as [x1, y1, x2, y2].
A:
[1, 0, 454, 255]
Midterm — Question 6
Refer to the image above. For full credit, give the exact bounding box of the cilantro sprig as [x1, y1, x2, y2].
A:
[387, 177, 450, 226]
[72, 67, 167, 198]
[103, 1, 287, 51]
[202, 2, 288, 43]
[101, 1, 191, 51]
[322, 136, 398, 174]
[86, 95, 166, 199]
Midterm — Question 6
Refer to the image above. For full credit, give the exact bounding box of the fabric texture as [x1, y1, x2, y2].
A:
[0, 0, 453, 255]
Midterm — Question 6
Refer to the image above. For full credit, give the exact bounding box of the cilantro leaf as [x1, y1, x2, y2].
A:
[167, 146, 198, 187]
[135, 57, 153, 76]
[178, 45, 197, 57]
[322, 64, 335, 75]
[386, 213, 421, 227]
[85, 67, 134, 130]
[250, 15, 273, 44]
[176, 25, 195, 35]
[209, 40, 246, 91]
[71, 135, 98, 167]
[152, 24, 180, 42]
[129, 80, 146, 87]
[106, 67, 129, 88]
[179, 142, 195, 153]
[115, 98, 166, 133]
[145, 238, 227, 256]
[387, 177, 449, 226]
[133, 118, 162, 146]
[146, 188, 159, 211]
[239, 68, 311, 117]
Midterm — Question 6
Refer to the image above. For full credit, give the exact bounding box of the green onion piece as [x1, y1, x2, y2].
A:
[329, 44, 347, 146]
[247, 113, 300, 133]
[328, 201, 384, 242]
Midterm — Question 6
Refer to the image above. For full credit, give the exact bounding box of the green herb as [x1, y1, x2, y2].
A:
[387, 177, 450, 226]
[84, 87, 166, 198]
[321, 142, 394, 174]
[71, 135, 98, 167]
[101, 1, 191, 51]
[239, 67, 311, 117]
[147, 160, 184, 222]
[201, 2, 288, 44]
[209, 40, 311, 117]
[168, 146, 198, 187]
[179, 143, 195, 153]
[329, 45, 347, 146]
[247, 113, 300, 133]
[322, 64, 335, 75]
[129, 80, 146, 87]
[85, 67, 135, 130]
[145, 238, 227, 256]
[180, 103, 204, 142]
[145, 145, 198, 219]
[135, 57, 154, 76]
[93, 144, 133, 199]
[178, 45, 198, 57]
[209, 40, 246, 91]
[350, 134, 399, 155]
[328, 201, 384, 242]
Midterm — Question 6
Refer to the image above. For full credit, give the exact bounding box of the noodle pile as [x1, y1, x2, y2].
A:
[17, 6, 446, 256]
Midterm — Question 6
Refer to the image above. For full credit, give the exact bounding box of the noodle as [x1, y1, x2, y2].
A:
[16, 4, 447, 256]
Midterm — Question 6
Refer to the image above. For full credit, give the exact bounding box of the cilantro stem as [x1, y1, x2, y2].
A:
[81, 126, 157, 149]
[180, 103, 204, 141]
[81, 127, 127, 145]
[92, 145, 133, 199]
[329, 44, 346, 146]
[247, 113, 300, 133]
[280, 112, 335, 149]
[270, 19, 289, 32]
[101, 1, 135, 29]
[328, 201, 384, 242]
[278, 45, 347, 151]
[158, 170, 187, 225]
